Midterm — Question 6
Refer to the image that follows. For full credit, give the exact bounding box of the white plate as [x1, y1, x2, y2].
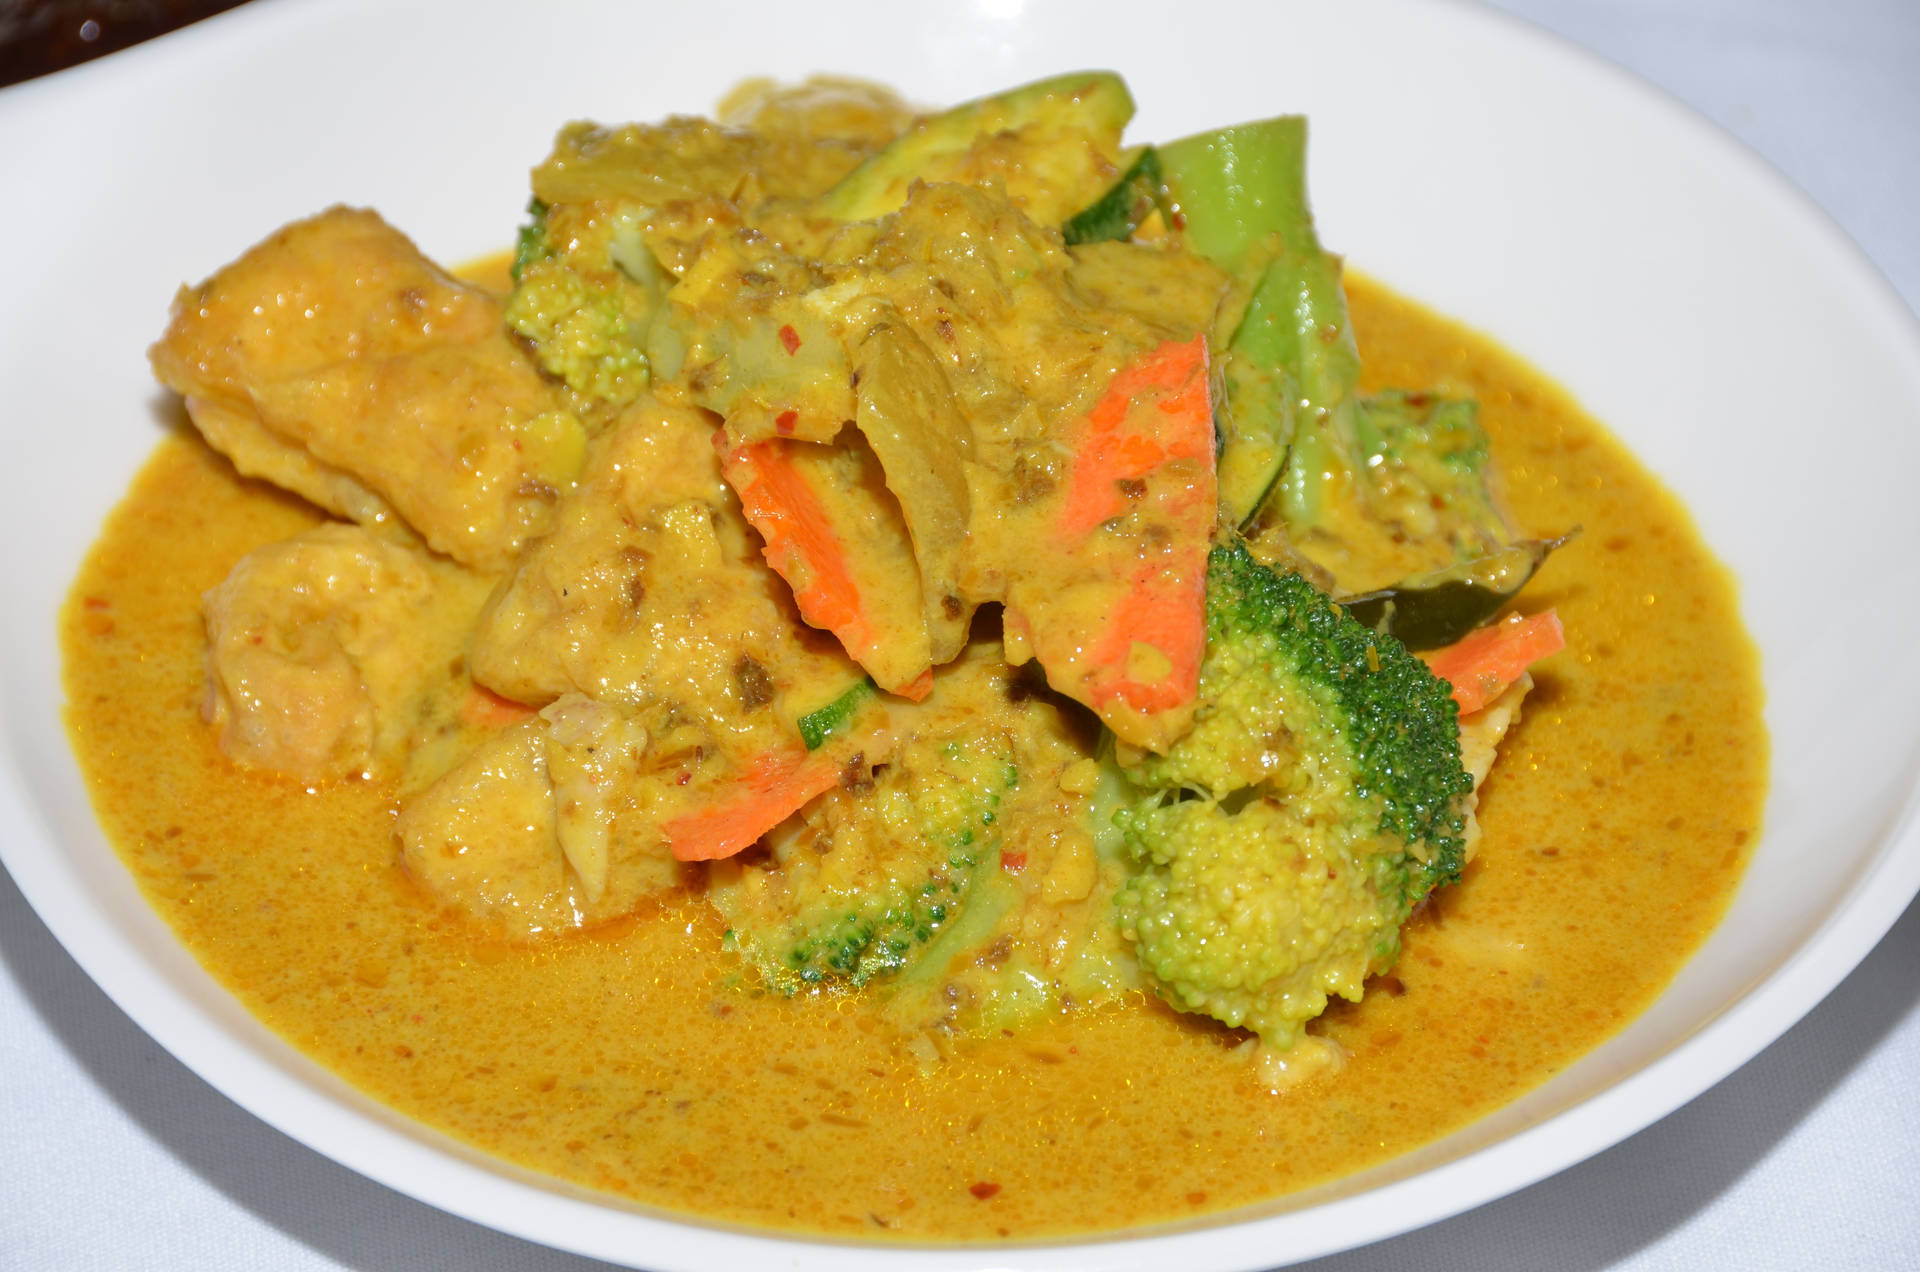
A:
[4, 0, 1919, 1267]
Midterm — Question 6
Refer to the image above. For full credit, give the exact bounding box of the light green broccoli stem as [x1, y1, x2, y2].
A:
[1159, 116, 1315, 274]
[1246, 250, 1364, 531]
[888, 760, 1022, 993]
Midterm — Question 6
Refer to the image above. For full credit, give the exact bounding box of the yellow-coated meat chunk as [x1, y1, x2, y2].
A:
[151, 206, 586, 570]
[470, 394, 857, 748]
[397, 694, 693, 937]
[201, 523, 485, 782]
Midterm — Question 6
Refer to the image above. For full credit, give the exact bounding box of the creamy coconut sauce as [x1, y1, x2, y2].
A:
[61, 273, 1765, 1240]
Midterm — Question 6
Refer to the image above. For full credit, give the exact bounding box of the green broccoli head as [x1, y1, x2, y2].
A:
[1115, 538, 1471, 1047]
[510, 197, 552, 283]
[707, 734, 1015, 993]
[503, 198, 665, 407]
[1116, 795, 1410, 1045]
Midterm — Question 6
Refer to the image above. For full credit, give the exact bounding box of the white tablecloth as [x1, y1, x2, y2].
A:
[4, 1, 1917, 1267]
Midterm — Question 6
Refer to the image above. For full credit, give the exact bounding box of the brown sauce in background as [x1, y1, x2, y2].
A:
[59, 273, 1767, 1241]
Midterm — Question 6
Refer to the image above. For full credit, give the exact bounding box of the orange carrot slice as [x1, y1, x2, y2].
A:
[663, 749, 844, 863]
[1026, 334, 1213, 746]
[717, 432, 934, 695]
[1059, 334, 1214, 538]
[458, 685, 536, 731]
[664, 696, 894, 863]
[1423, 609, 1565, 716]
[720, 435, 871, 644]
[895, 668, 935, 703]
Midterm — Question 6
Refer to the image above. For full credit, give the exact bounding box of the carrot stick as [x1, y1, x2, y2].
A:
[895, 668, 934, 703]
[663, 749, 843, 863]
[718, 433, 937, 697]
[1422, 609, 1565, 716]
[719, 435, 871, 645]
[1059, 334, 1213, 537]
[1047, 334, 1213, 739]
[459, 685, 536, 730]
[665, 695, 894, 863]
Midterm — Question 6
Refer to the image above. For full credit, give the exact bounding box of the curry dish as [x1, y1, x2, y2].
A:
[62, 74, 1765, 1240]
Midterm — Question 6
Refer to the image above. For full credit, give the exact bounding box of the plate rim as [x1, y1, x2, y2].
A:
[5, 0, 1920, 1267]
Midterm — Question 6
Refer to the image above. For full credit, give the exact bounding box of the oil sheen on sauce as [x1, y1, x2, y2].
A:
[60, 273, 1767, 1241]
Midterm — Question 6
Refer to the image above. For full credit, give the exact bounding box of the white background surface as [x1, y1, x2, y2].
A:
[3, 0, 1918, 1268]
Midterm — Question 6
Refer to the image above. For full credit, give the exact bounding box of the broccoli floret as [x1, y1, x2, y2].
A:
[711, 653, 1143, 1031]
[878, 751, 1143, 1036]
[503, 199, 665, 407]
[510, 197, 551, 283]
[708, 735, 1015, 993]
[1115, 538, 1470, 1048]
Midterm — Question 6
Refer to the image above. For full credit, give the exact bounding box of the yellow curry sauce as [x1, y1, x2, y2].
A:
[61, 273, 1765, 1241]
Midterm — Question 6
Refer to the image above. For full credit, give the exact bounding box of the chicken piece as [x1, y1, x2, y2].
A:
[183, 393, 396, 532]
[201, 523, 490, 782]
[398, 714, 573, 934]
[151, 206, 587, 570]
[469, 393, 859, 756]
[398, 693, 708, 935]
[410, 393, 870, 933]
